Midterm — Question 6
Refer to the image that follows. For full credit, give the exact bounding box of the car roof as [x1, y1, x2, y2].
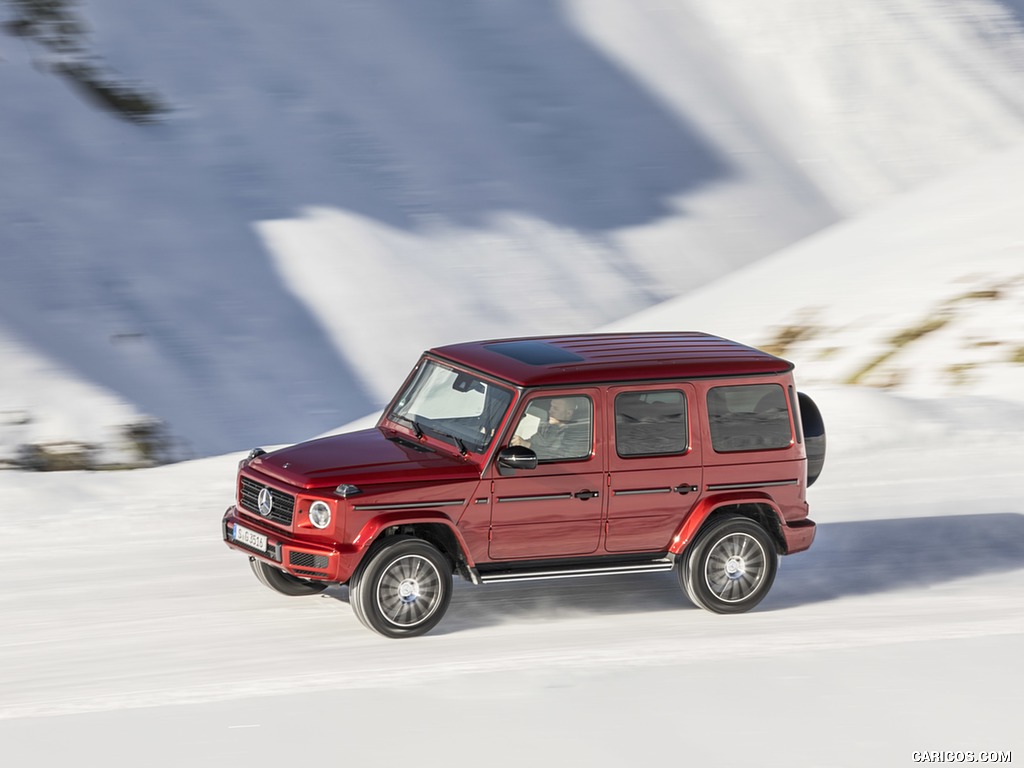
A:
[430, 332, 793, 388]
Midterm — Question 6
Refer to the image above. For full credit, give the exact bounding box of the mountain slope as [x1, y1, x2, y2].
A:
[610, 141, 1024, 405]
[2, 0, 1024, 457]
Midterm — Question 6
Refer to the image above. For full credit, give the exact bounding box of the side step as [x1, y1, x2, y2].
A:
[477, 558, 675, 584]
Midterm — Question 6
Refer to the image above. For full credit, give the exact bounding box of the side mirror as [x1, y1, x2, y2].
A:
[497, 445, 538, 473]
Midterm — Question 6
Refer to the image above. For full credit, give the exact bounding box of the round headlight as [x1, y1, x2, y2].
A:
[309, 500, 332, 529]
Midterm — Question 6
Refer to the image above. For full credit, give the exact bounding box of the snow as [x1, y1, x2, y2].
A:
[0, 324, 146, 466]
[5, 0, 1024, 456]
[2, 1, 1024, 765]
[611, 142, 1024, 405]
[0, 389, 1021, 766]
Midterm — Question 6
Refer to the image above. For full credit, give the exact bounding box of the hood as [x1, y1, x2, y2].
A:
[247, 428, 481, 490]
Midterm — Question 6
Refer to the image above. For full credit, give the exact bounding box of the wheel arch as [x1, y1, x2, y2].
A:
[354, 511, 475, 572]
[669, 494, 787, 556]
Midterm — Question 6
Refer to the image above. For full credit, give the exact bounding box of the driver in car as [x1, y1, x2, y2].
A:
[511, 397, 589, 460]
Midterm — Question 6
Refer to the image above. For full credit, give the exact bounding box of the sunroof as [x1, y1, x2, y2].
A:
[486, 340, 585, 365]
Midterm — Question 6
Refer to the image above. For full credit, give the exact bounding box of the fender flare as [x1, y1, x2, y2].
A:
[667, 491, 786, 555]
[352, 509, 477, 567]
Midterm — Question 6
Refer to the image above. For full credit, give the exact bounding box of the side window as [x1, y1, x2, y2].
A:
[510, 395, 592, 462]
[615, 390, 688, 457]
[707, 384, 792, 452]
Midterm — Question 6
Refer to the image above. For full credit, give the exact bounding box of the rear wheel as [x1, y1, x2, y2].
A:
[249, 557, 328, 597]
[350, 537, 453, 638]
[680, 517, 777, 614]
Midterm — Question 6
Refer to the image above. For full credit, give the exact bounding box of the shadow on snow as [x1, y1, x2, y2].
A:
[325, 512, 1024, 633]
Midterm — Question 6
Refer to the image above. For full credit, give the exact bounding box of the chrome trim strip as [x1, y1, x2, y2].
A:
[612, 488, 672, 497]
[496, 493, 573, 503]
[480, 560, 675, 583]
[352, 499, 465, 511]
[706, 480, 798, 491]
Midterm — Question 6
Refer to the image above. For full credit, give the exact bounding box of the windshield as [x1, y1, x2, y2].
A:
[389, 359, 514, 453]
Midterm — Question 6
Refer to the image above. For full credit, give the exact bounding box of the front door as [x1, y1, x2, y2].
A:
[488, 390, 604, 560]
[605, 384, 703, 553]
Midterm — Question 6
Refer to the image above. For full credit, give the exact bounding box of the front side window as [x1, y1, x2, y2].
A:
[707, 384, 792, 453]
[510, 395, 592, 462]
[389, 360, 513, 453]
[615, 390, 688, 457]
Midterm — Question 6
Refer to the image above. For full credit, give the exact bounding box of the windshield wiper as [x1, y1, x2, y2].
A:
[433, 428, 468, 456]
[391, 413, 424, 438]
[393, 414, 467, 455]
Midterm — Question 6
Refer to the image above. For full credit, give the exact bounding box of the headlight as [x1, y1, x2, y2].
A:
[309, 500, 332, 529]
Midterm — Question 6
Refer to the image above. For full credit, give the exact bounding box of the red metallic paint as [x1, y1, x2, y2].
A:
[223, 508, 346, 580]
[224, 502, 482, 584]
[250, 427, 480, 490]
[605, 382, 703, 553]
[432, 332, 793, 388]
[222, 332, 820, 621]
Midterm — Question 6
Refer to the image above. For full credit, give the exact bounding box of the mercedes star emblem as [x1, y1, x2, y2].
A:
[257, 487, 274, 517]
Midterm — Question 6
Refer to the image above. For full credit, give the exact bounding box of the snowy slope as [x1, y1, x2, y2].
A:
[3, 5, 1024, 760]
[4, 0, 1024, 458]
[2, 128, 1024, 766]
[0, 389, 1021, 767]
[610, 141, 1024, 405]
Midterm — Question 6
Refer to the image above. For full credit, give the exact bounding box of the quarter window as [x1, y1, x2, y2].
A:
[707, 384, 792, 452]
[614, 390, 688, 457]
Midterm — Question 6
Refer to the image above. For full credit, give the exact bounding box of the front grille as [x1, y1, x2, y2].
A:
[289, 551, 329, 569]
[240, 477, 295, 527]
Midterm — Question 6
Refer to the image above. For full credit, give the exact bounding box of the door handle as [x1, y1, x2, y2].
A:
[574, 489, 599, 501]
[672, 484, 699, 495]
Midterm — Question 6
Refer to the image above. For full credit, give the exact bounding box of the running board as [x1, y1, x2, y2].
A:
[477, 558, 675, 584]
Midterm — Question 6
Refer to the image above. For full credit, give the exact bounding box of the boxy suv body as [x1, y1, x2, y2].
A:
[222, 333, 825, 637]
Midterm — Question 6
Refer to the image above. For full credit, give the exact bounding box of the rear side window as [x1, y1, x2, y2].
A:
[615, 390, 688, 457]
[707, 384, 792, 453]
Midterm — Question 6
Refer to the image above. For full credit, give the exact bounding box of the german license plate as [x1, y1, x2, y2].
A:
[234, 523, 267, 553]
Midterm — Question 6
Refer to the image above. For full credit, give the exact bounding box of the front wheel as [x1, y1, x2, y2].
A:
[249, 557, 328, 597]
[680, 517, 777, 614]
[349, 537, 452, 638]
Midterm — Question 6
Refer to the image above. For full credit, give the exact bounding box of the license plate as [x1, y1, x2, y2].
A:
[234, 523, 267, 553]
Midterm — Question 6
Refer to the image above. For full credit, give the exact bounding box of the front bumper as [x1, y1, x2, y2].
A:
[222, 506, 357, 583]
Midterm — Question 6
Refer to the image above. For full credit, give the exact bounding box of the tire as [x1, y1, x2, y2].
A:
[679, 517, 777, 614]
[249, 557, 328, 597]
[349, 537, 452, 638]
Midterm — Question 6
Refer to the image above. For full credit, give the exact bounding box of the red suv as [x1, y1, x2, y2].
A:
[222, 333, 825, 638]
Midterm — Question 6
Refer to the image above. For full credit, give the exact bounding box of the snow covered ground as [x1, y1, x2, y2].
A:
[2, 1, 1024, 765]
[0, 388, 1021, 767]
[2, 151, 1023, 762]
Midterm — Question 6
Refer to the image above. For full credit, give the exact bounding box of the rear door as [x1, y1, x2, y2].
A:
[605, 383, 702, 553]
